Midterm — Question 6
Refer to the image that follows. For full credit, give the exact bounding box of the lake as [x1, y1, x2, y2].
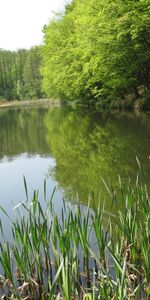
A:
[0, 106, 150, 222]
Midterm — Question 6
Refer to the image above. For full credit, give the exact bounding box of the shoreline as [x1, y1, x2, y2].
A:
[0, 98, 61, 109]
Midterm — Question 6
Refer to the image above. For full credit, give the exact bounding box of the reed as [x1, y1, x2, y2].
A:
[0, 175, 150, 299]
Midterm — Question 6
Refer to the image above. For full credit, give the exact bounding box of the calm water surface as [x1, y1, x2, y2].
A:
[0, 106, 150, 228]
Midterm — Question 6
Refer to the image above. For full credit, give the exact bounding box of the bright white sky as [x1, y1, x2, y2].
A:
[0, 0, 68, 50]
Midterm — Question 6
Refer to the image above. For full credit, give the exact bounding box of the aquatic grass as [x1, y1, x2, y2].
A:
[0, 175, 150, 299]
[91, 204, 110, 272]
[140, 214, 150, 297]
[0, 242, 14, 285]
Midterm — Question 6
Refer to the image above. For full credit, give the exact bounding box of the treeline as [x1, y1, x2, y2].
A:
[1, 0, 150, 107]
[0, 46, 44, 100]
[41, 0, 150, 109]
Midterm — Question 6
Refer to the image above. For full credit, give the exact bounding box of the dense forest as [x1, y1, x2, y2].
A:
[0, 47, 44, 100]
[41, 0, 150, 109]
[0, 0, 150, 109]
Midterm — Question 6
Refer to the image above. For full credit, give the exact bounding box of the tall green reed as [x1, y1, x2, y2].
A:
[0, 173, 150, 299]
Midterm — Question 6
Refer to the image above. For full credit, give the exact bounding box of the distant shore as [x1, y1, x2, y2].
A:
[0, 98, 61, 109]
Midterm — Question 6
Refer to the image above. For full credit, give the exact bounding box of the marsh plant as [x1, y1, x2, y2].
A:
[0, 175, 150, 299]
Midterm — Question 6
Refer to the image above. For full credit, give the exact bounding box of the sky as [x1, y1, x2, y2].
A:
[0, 0, 68, 51]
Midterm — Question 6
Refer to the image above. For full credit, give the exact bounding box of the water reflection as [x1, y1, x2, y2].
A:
[0, 107, 49, 160]
[0, 106, 150, 210]
[44, 108, 150, 205]
[0, 107, 63, 236]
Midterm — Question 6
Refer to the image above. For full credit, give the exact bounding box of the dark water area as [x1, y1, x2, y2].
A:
[0, 106, 150, 226]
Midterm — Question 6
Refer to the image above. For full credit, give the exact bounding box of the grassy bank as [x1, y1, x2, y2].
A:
[0, 98, 61, 109]
[0, 176, 150, 299]
[1, 97, 149, 112]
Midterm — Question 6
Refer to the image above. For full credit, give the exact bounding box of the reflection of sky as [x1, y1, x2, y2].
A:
[0, 154, 64, 241]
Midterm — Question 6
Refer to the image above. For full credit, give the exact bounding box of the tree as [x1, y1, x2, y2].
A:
[23, 46, 44, 99]
[0, 47, 43, 101]
[41, 0, 150, 108]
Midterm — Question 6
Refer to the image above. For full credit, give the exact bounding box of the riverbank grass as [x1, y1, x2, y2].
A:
[0, 98, 61, 109]
[0, 176, 150, 299]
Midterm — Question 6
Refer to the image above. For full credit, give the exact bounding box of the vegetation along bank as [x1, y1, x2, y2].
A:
[0, 0, 150, 110]
[0, 176, 150, 299]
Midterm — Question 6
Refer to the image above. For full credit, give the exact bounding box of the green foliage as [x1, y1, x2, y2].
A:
[0, 49, 27, 100]
[41, 0, 150, 107]
[0, 46, 44, 100]
[23, 46, 44, 99]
